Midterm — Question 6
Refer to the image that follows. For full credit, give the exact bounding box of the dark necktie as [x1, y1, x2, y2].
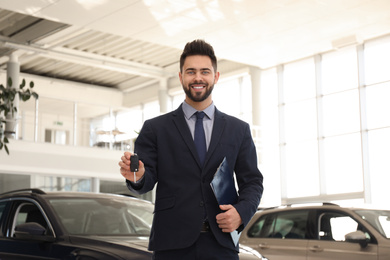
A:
[194, 111, 207, 166]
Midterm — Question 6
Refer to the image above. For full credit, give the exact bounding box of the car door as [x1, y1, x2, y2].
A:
[0, 200, 60, 259]
[307, 210, 378, 260]
[241, 209, 310, 260]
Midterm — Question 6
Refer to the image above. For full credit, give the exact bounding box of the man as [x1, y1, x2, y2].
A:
[119, 39, 263, 259]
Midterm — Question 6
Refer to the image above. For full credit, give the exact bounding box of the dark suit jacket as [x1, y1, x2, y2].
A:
[126, 104, 263, 252]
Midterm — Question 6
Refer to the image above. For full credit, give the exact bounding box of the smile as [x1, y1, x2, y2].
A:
[191, 84, 205, 90]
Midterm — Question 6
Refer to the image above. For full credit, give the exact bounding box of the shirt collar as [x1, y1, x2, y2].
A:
[182, 100, 215, 120]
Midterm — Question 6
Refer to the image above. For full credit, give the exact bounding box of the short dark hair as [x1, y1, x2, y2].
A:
[179, 39, 217, 72]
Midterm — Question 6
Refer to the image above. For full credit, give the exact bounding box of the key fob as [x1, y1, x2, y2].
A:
[130, 154, 139, 172]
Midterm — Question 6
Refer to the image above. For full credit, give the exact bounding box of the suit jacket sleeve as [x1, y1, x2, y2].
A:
[126, 119, 158, 195]
[232, 122, 264, 230]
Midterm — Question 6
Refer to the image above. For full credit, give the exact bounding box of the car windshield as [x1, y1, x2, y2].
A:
[48, 196, 153, 236]
[354, 209, 390, 239]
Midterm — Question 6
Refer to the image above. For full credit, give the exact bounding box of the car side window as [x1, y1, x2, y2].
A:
[318, 212, 371, 242]
[247, 214, 266, 237]
[0, 201, 6, 220]
[248, 210, 309, 239]
[0, 201, 7, 236]
[11, 202, 48, 237]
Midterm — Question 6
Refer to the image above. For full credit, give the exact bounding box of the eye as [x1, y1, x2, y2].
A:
[186, 71, 195, 75]
[202, 71, 210, 75]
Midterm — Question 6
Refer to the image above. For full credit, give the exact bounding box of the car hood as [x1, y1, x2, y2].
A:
[68, 236, 265, 259]
[69, 235, 150, 252]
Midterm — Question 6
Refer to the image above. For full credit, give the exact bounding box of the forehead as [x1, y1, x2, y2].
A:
[182, 55, 213, 70]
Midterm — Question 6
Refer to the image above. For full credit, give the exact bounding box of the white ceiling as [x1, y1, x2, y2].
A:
[0, 0, 390, 92]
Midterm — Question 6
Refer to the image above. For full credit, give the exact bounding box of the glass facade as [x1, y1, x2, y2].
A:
[270, 35, 390, 205]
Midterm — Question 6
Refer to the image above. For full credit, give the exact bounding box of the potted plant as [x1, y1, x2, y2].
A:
[0, 77, 38, 154]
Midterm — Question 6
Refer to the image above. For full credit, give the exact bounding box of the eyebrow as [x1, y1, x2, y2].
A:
[185, 68, 212, 72]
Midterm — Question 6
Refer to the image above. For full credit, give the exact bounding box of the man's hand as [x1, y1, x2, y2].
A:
[119, 151, 145, 182]
[216, 204, 242, 233]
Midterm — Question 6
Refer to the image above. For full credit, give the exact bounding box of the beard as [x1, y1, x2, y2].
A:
[183, 82, 214, 103]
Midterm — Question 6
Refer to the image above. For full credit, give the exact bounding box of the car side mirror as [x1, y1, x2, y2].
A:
[345, 230, 368, 248]
[14, 223, 55, 242]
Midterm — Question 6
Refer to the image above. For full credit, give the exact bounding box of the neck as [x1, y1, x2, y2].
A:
[185, 96, 212, 111]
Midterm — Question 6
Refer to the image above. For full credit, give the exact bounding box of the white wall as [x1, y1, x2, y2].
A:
[0, 139, 123, 182]
[1, 71, 123, 106]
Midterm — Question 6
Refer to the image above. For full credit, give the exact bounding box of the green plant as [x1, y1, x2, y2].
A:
[0, 77, 38, 154]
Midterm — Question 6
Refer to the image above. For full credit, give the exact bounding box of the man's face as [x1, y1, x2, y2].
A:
[179, 55, 219, 103]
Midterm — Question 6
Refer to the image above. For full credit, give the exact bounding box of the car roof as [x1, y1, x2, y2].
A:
[256, 202, 388, 214]
[0, 188, 152, 204]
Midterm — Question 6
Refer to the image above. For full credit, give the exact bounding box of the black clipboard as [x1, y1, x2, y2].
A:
[210, 157, 241, 246]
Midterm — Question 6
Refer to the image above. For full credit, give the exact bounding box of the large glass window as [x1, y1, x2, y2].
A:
[366, 82, 390, 129]
[322, 90, 360, 136]
[368, 128, 390, 205]
[281, 58, 319, 199]
[364, 35, 390, 85]
[320, 47, 362, 196]
[259, 68, 280, 205]
[284, 99, 317, 142]
[278, 35, 390, 205]
[213, 75, 252, 123]
[285, 140, 319, 198]
[363, 36, 390, 206]
[321, 47, 358, 94]
[323, 133, 363, 194]
[284, 58, 316, 103]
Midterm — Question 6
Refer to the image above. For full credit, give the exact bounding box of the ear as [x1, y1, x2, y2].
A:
[214, 71, 220, 84]
[178, 72, 183, 84]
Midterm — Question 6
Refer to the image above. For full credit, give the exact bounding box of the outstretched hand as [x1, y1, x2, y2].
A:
[216, 204, 242, 233]
[118, 151, 145, 182]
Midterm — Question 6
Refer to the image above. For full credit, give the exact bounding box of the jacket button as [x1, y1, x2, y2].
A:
[199, 201, 204, 207]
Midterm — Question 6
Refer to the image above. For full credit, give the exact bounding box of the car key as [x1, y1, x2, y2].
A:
[130, 153, 139, 183]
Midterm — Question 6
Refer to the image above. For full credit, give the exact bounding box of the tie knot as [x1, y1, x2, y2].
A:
[196, 111, 205, 120]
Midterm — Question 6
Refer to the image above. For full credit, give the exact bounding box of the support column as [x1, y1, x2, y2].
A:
[5, 54, 20, 139]
[73, 102, 78, 146]
[91, 177, 100, 193]
[357, 44, 371, 204]
[34, 98, 39, 142]
[250, 66, 261, 126]
[250, 66, 262, 163]
[158, 78, 170, 114]
[109, 107, 114, 150]
[155, 79, 170, 202]
[277, 65, 287, 204]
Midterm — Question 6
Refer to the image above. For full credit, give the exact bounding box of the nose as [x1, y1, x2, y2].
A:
[194, 71, 203, 80]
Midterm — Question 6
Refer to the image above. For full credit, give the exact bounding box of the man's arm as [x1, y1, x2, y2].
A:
[233, 123, 264, 228]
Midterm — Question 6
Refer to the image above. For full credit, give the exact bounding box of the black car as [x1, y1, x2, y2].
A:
[0, 189, 265, 259]
[0, 189, 153, 259]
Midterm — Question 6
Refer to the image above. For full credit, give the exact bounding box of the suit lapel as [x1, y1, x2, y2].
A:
[204, 108, 226, 166]
[171, 105, 202, 166]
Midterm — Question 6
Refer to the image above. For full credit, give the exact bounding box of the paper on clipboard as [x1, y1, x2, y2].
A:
[210, 157, 241, 246]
